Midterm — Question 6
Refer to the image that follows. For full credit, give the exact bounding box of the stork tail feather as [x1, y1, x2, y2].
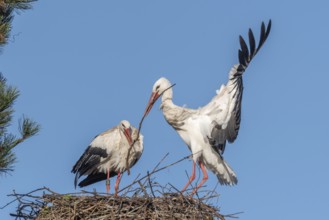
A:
[215, 158, 238, 186]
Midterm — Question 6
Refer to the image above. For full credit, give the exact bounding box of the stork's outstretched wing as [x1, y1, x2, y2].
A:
[204, 20, 271, 154]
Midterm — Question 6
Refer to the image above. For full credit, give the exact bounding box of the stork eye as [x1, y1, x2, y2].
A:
[156, 85, 160, 90]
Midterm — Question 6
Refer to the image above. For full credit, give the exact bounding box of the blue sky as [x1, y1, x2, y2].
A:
[1, 1, 329, 219]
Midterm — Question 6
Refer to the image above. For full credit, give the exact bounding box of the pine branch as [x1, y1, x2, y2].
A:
[18, 116, 40, 140]
[0, 0, 39, 174]
[0, 74, 40, 174]
[4, 0, 36, 10]
[0, 0, 37, 46]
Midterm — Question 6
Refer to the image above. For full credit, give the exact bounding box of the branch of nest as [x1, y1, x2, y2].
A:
[2, 153, 242, 220]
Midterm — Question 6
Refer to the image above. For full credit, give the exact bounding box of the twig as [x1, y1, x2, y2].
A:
[142, 152, 169, 186]
[125, 114, 146, 176]
[147, 171, 156, 198]
[167, 183, 184, 197]
[119, 153, 190, 193]
[122, 173, 141, 197]
[183, 170, 194, 193]
[223, 211, 244, 219]
[205, 182, 219, 203]
[1, 187, 49, 209]
[125, 84, 176, 175]
[137, 181, 147, 196]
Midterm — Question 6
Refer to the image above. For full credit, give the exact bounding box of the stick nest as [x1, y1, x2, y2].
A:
[5, 154, 241, 219]
[8, 185, 227, 220]
[36, 191, 223, 219]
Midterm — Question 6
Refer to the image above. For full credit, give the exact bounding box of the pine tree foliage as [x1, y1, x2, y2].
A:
[0, 0, 36, 46]
[0, 0, 39, 174]
[0, 74, 40, 174]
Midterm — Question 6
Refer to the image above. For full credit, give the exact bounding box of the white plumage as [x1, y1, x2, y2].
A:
[143, 20, 271, 195]
[72, 120, 143, 195]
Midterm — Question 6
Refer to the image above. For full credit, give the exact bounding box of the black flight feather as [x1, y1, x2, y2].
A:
[78, 171, 118, 187]
[215, 20, 271, 153]
[72, 146, 108, 188]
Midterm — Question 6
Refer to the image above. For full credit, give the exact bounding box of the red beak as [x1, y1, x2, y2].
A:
[124, 127, 133, 145]
[143, 92, 160, 117]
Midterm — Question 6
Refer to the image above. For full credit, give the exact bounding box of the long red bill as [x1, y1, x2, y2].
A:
[124, 128, 133, 145]
[143, 92, 159, 117]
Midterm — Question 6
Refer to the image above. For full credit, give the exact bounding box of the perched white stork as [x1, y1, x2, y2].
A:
[143, 20, 271, 195]
[72, 120, 143, 196]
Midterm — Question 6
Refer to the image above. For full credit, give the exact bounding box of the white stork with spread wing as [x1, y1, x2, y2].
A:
[143, 20, 271, 195]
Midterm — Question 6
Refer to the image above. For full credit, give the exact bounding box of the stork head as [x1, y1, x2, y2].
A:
[120, 120, 133, 145]
[143, 77, 172, 117]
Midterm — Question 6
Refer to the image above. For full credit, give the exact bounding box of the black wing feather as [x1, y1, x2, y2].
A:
[78, 171, 118, 187]
[228, 19, 271, 140]
[239, 35, 249, 65]
[248, 28, 256, 58]
[211, 20, 271, 153]
[238, 50, 246, 67]
[265, 20, 272, 39]
[239, 19, 271, 71]
[259, 22, 266, 48]
[208, 123, 227, 154]
[72, 146, 108, 188]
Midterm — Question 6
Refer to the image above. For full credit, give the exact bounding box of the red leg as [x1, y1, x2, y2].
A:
[191, 161, 208, 195]
[181, 161, 196, 193]
[114, 172, 121, 197]
[106, 168, 110, 194]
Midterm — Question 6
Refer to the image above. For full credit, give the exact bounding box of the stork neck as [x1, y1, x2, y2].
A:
[160, 87, 175, 110]
[161, 87, 173, 102]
